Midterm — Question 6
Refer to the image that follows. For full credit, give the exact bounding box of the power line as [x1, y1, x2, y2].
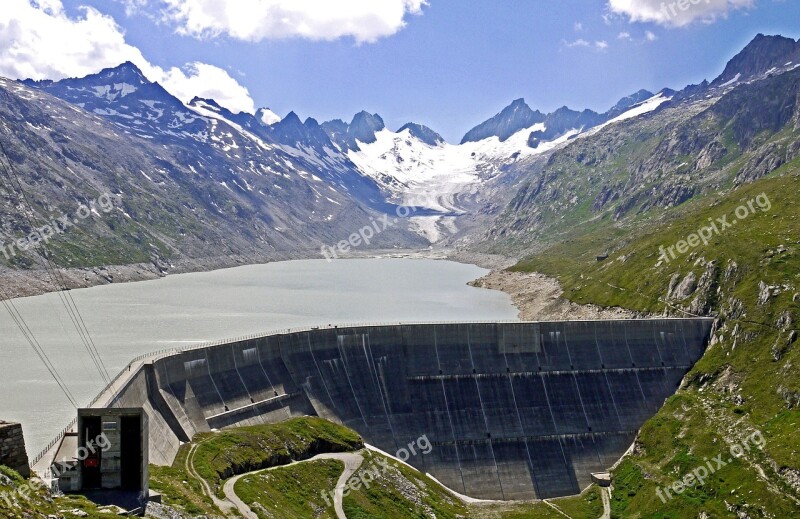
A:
[0, 154, 110, 387]
[0, 289, 78, 408]
[0, 121, 113, 392]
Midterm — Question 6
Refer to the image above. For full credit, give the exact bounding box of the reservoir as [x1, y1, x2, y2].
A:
[0, 258, 517, 452]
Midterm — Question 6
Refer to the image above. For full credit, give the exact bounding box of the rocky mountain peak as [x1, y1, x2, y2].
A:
[712, 34, 800, 87]
[348, 111, 385, 144]
[398, 122, 444, 146]
[610, 89, 654, 113]
[103, 61, 147, 81]
[461, 98, 546, 144]
[188, 96, 222, 110]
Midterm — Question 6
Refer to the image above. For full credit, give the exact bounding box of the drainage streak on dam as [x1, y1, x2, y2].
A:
[102, 320, 711, 500]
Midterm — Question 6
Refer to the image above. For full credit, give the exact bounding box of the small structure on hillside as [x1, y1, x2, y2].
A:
[0, 420, 30, 477]
[591, 472, 612, 487]
[75, 408, 148, 494]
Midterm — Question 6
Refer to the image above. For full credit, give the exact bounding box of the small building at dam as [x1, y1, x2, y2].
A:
[43, 319, 712, 500]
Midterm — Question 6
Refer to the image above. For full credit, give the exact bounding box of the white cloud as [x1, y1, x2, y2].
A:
[563, 38, 610, 51]
[607, 0, 755, 28]
[0, 0, 255, 112]
[158, 0, 428, 44]
[119, 0, 150, 17]
[160, 62, 255, 112]
[0, 0, 146, 81]
[565, 38, 591, 48]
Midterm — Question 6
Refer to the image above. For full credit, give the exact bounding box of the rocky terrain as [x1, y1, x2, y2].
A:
[483, 35, 800, 256]
[469, 269, 637, 321]
[479, 34, 800, 518]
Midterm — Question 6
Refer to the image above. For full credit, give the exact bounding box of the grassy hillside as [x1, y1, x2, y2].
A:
[0, 465, 103, 518]
[234, 458, 343, 518]
[149, 416, 610, 518]
[341, 450, 469, 519]
[512, 165, 800, 517]
[188, 417, 363, 493]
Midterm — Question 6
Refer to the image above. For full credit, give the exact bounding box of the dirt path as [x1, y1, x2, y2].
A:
[222, 452, 364, 519]
[185, 441, 236, 515]
[600, 487, 611, 519]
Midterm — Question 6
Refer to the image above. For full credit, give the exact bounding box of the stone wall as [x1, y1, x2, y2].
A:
[0, 421, 30, 478]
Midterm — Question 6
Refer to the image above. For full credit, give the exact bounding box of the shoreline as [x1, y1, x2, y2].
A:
[0, 246, 510, 300]
[468, 269, 638, 321]
[0, 247, 637, 324]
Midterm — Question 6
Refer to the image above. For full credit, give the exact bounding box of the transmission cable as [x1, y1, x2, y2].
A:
[0, 287, 78, 408]
[0, 123, 112, 388]
[0, 153, 110, 387]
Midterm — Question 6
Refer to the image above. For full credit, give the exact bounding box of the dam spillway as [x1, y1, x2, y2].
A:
[80, 319, 711, 500]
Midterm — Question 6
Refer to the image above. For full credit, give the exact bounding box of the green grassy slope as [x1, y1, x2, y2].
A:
[0, 465, 103, 518]
[153, 416, 363, 500]
[512, 166, 800, 517]
[148, 443, 223, 516]
[148, 416, 611, 518]
[341, 450, 469, 519]
[234, 458, 342, 519]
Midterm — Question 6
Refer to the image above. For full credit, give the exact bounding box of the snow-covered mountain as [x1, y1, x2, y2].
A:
[342, 90, 683, 242]
[347, 122, 581, 241]
[8, 63, 698, 247]
[13, 34, 798, 255]
[13, 61, 719, 247]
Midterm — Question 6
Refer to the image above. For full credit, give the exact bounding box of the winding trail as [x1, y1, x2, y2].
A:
[543, 500, 571, 518]
[600, 486, 611, 519]
[222, 452, 364, 519]
[185, 440, 236, 514]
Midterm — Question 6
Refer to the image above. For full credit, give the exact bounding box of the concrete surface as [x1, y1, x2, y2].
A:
[38, 319, 713, 500]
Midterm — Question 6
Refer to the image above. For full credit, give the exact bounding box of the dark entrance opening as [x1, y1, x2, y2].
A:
[81, 416, 102, 489]
[120, 415, 141, 491]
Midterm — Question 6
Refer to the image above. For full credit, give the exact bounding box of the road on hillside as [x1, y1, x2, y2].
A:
[222, 452, 364, 519]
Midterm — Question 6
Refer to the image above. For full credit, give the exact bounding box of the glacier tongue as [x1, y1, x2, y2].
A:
[347, 123, 567, 243]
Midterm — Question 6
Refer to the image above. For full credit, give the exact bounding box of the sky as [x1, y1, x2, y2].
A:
[1, 0, 799, 142]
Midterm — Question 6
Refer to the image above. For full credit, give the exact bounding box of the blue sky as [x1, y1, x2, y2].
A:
[6, 0, 800, 141]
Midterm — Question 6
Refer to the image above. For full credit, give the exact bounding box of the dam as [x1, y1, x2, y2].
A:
[35, 319, 712, 500]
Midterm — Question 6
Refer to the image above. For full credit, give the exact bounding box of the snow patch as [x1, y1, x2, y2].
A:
[719, 73, 742, 88]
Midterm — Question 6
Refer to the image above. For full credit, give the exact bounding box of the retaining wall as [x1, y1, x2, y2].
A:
[0, 421, 30, 478]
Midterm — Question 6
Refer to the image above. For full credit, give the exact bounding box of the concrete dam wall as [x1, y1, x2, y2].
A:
[106, 319, 712, 500]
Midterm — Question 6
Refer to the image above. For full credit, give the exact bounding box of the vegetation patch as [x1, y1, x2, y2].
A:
[234, 458, 342, 519]
[189, 416, 363, 494]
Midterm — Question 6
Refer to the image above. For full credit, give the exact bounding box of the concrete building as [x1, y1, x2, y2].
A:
[76, 409, 148, 494]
